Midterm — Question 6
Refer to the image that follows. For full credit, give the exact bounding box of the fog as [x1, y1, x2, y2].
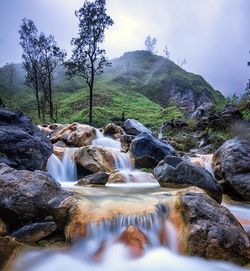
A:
[0, 0, 249, 96]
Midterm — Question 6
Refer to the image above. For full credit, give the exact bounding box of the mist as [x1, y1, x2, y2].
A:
[0, 0, 249, 96]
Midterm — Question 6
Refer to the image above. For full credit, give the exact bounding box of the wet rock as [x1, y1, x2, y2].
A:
[0, 163, 75, 230]
[124, 119, 152, 136]
[103, 123, 125, 139]
[154, 156, 222, 203]
[191, 103, 213, 120]
[107, 170, 158, 184]
[74, 145, 116, 174]
[175, 187, 250, 264]
[119, 225, 149, 256]
[0, 218, 8, 236]
[130, 133, 175, 168]
[10, 222, 57, 242]
[0, 236, 27, 271]
[0, 108, 53, 171]
[120, 134, 135, 152]
[51, 123, 96, 147]
[77, 172, 110, 185]
[213, 136, 250, 201]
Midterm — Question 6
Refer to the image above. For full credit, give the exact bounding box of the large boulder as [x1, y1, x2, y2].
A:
[0, 163, 75, 230]
[174, 187, 250, 264]
[213, 136, 250, 201]
[154, 156, 222, 203]
[51, 123, 96, 147]
[0, 109, 53, 171]
[74, 145, 116, 175]
[130, 133, 175, 168]
[124, 119, 152, 136]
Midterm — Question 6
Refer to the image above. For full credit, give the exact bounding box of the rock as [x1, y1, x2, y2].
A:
[197, 104, 242, 130]
[107, 170, 159, 185]
[74, 145, 116, 175]
[130, 133, 175, 168]
[51, 123, 96, 147]
[213, 136, 250, 201]
[120, 134, 135, 152]
[124, 119, 152, 136]
[154, 156, 222, 202]
[103, 123, 125, 139]
[191, 103, 213, 119]
[0, 109, 53, 171]
[175, 187, 250, 264]
[0, 237, 27, 271]
[0, 163, 75, 230]
[77, 172, 110, 185]
[119, 225, 149, 256]
[0, 218, 7, 236]
[10, 222, 57, 242]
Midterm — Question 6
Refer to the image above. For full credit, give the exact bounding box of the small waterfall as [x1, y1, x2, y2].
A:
[92, 129, 121, 149]
[47, 148, 77, 183]
[158, 125, 164, 139]
[189, 154, 214, 177]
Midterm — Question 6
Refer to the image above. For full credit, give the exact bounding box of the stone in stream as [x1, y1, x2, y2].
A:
[77, 172, 110, 185]
[10, 222, 57, 242]
[213, 136, 250, 201]
[174, 187, 250, 264]
[154, 156, 222, 203]
[50, 122, 96, 147]
[0, 108, 53, 171]
[74, 145, 116, 175]
[130, 132, 175, 168]
[0, 236, 28, 271]
[124, 119, 152, 136]
[119, 225, 149, 256]
[0, 163, 75, 231]
[103, 123, 125, 139]
[120, 134, 135, 152]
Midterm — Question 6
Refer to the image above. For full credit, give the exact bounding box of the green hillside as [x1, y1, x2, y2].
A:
[0, 51, 225, 127]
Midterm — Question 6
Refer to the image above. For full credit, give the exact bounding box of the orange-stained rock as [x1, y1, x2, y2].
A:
[119, 225, 149, 256]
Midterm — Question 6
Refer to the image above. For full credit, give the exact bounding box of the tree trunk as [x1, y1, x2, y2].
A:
[89, 83, 93, 125]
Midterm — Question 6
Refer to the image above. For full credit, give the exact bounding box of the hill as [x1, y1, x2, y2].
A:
[0, 51, 225, 126]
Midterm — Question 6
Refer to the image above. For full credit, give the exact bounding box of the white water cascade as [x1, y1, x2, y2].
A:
[14, 209, 247, 271]
[92, 129, 159, 187]
[47, 148, 77, 183]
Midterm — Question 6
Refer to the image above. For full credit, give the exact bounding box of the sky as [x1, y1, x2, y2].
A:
[0, 0, 249, 96]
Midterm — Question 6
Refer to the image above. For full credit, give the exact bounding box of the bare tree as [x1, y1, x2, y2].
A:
[163, 46, 170, 59]
[144, 35, 157, 54]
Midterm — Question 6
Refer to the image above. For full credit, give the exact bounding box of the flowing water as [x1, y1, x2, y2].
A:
[47, 148, 77, 183]
[38, 132, 250, 271]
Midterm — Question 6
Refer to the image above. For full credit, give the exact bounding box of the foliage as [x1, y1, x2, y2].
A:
[144, 36, 157, 53]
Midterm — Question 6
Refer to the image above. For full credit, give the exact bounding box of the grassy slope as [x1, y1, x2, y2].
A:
[0, 51, 225, 127]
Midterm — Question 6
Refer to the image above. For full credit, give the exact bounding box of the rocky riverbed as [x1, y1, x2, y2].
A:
[0, 108, 250, 271]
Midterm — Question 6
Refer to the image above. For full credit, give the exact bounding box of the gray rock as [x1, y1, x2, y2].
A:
[77, 172, 110, 185]
[154, 156, 222, 202]
[0, 109, 53, 171]
[130, 133, 175, 168]
[0, 163, 75, 229]
[124, 119, 152, 136]
[10, 222, 57, 242]
[213, 136, 250, 201]
[175, 187, 250, 264]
